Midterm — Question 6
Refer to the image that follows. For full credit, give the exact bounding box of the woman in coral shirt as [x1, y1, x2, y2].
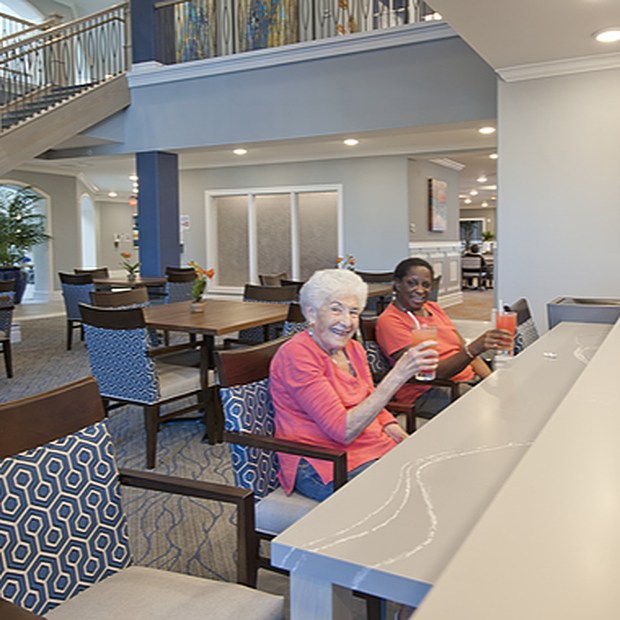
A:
[376, 257, 511, 418]
[270, 269, 438, 501]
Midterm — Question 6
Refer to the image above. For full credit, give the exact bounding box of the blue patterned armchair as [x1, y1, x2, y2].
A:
[215, 337, 347, 587]
[504, 297, 540, 355]
[79, 303, 213, 469]
[59, 272, 95, 350]
[0, 377, 284, 619]
[0, 279, 15, 378]
[359, 316, 459, 433]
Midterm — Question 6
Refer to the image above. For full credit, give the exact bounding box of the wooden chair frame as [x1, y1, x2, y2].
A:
[215, 338, 346, 584]
[0, 279, 15, 378]
[79, 303, 213, 468]
[359, 316, 459, 432]
[0, 378, 258, 618]
[90, 287, 149, 307]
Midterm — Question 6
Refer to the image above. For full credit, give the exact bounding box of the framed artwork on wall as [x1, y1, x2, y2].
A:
[428, 178, 447, 232]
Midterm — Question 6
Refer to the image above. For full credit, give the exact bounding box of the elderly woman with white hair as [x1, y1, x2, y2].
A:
[270, 268, 438, 501]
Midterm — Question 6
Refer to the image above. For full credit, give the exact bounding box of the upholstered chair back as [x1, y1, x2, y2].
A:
[505, 298, 540, 355]
[59, 273, 94, 321]
[239, 284, 297, 344]
[219, 378, 280, 499]
[80, 304, 160, 404]
[0, 380, 131, 616]
[165, 271, 196, 304]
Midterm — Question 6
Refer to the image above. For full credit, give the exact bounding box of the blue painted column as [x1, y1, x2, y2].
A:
[131, 0, 174, 64]
[136, 151, 181, 275]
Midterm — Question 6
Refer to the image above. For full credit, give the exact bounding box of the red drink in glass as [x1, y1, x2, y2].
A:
[411, 325, 438, 380]
[495, 311, 517, 356]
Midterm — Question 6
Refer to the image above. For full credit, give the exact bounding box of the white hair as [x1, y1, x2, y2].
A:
[299, 269, 368, 319]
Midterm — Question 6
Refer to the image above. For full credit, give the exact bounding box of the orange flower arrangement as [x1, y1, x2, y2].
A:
[336, 254, 356, 270]
[119, 251, 140, 279]
[187, 260, 215, 301]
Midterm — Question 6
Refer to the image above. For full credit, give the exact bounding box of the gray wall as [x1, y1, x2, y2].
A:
[96, 199, 136, 269]
[180, 155, 410, 271]
[8, 170, 79, 289]
[89, 36, 497, 153]
[408, 159, 460, 242]
[497, 67, 620, 331]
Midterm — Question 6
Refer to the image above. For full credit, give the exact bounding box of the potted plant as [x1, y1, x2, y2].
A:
[187, 260, 215, 312]
[0, 186, 50, 303]
[482, 230, 495, 253]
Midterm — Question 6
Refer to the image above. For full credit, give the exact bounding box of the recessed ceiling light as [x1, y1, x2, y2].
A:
[108, 191, 118, 198]
[233, 148, 248, 156]
[489, 153, 498, 160]
[594, 28, 620, 43]
[129, 174, 138, 181]
[478, 126, 496, 135]
[343, 138, 359, 146]
[464, 198, 472, 205]
[477, 175, 488, 183]
[469, 189, 479, 196]
[481, 201, 489, 207]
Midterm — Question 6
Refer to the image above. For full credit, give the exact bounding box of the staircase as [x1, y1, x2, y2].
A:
[0, 3, 130, 174]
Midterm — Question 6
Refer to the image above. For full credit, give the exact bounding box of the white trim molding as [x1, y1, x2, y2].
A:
[128, 22, 456, 87]
[498, 51, 620, 82]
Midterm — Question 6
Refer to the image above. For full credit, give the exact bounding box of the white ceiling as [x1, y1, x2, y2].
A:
[18, 0, 620, 210]
[425, 0, 620, 74]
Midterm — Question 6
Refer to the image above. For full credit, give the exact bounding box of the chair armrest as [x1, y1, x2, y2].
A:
[118, 468, 256, 587]
[0, 598, 45, 620]
[223, 430, 347, 491]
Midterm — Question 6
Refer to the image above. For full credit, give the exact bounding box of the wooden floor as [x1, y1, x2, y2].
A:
[444, 289, 494, 321]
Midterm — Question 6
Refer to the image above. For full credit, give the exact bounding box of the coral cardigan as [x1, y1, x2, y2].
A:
[376, 302, 475, 403]
[270, 331, 398, 495]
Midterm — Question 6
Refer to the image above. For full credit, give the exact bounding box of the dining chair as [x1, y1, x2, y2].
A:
[0, 279, 15, 378]
[281, 302, 308, 336]
[359, 316, 459, 433]
[258, 271, 288, 286]
[356, 270, 393, 315]
[504, 297, 539, 355]
[74, 266, 110, 278]
[216, 339, 384, 618]
[90, 287, 149, 307]
[79, 303, 214, 468]
[0, 377, 284, 619]
[223, 284, 297, 348]
[215, 337, 347, 586]
[280, 279, 304, 295]
[461, 254, 488, 290]
[59, 272, 95, 350]
[165, 269, 197, 302]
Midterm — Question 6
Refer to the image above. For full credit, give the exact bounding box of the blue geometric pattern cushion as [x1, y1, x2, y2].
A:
[363, 340, 391, 377]
[61, 283, 94, 321]
[514, 317, 539, 355]
[166, 280, 195, 304]
[0, 421, 131, 616]
[83, 325, 160, 403]
[282, 320, 308, 336]
[0, 294, 12, 334]
[220, 378, 280, 499]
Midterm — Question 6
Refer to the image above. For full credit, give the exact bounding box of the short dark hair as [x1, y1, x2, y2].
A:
[394, 257, 434, 280]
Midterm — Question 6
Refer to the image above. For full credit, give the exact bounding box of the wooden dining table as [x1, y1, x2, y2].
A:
[144, 298, 290, 442]
[93, 275, 167, 289]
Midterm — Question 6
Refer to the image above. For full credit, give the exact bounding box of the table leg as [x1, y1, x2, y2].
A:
[289, 571, 354, 620]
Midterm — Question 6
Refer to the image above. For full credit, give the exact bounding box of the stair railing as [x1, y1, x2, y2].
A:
[0, 13, 63, 48]
[0, 3, 129, 132]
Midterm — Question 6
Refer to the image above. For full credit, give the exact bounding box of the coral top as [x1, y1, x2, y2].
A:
[376, 301, 474, 403]
[270, 331, 399, 495]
